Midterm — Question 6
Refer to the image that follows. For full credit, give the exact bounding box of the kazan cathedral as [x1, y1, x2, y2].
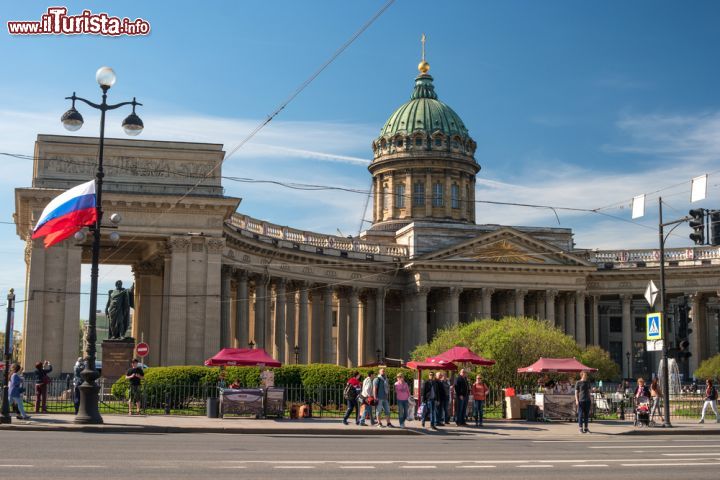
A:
[16, 55, 720, 380]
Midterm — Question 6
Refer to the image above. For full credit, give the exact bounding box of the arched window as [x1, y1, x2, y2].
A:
[451, 184, 460, 209]
[413, 182, 425, 207]
[396, 138, 403, 148]
[395, 183, 405, 208]
[432, 183, 444, 207]
[414, 137, 423, 147]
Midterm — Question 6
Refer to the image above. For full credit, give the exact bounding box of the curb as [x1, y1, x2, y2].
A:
[0, 423, 422, 436]
[620, 427, 720, 436]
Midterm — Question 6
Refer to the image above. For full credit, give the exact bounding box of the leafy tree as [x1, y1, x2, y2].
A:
[695, 354, 720, 381]
[412, 316, 617, 389]
[579, 345, 620, 381]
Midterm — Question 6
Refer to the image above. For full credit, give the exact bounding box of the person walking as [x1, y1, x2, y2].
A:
[34, 360, 52, 413]
[472, 374, 490, 427]
[454, 369, 470, 426]
[126, 359, 144, 415]
[698, 378, 719, 423]
[421, 371, 438, 429]
[649, 378, 663, 423]
[373, 367, 394, 427]
[436, 372, 450, 426]
[394, 373, 411, 428]
[359, 370, 376, 426]
[73, 357, 84, 415]
[342, 371, 362, 425]
[575, 371, 592, 433]
[9, 364, 31, 420]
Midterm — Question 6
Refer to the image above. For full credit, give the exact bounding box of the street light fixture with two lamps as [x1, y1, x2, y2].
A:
[61, 67, 144, 424]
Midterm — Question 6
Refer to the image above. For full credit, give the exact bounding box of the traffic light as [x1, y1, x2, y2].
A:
[679, 339, 692, 358]
[711, 211, 720, 246]
[689, 208, 706, 245]
[675, 297, 692, 359]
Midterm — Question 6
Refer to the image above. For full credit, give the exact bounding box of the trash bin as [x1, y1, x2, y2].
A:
[526, 404, 538, 421]
[207, 397, 219, 418]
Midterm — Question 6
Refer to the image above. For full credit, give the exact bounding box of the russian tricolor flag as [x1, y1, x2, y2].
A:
[32, 180, 97, 248]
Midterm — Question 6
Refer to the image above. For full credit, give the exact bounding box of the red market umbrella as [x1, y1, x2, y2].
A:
[406, 359, 458, 371]
[204, 348, 282, 367]
[432, 346, 496, 366]
[517, 357, 597, 373]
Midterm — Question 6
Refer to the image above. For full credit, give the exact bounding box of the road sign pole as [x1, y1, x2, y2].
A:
[659, 198, 672, 428]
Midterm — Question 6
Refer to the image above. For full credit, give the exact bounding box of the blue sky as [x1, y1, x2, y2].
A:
[1, 1, 719, 326]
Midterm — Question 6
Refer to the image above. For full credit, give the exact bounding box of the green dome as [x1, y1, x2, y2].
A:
[379, 74, 469, 139]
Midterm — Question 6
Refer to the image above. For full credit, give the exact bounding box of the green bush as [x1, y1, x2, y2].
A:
[695, 354, 720, 381]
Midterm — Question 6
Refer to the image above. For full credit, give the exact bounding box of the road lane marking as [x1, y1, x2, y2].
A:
[621, 462, 720, 467]
[591, 445, 717, 449]
[0, 465, 33, 468]
[457, 465, 496, 468]
[662, 453, 720, 456]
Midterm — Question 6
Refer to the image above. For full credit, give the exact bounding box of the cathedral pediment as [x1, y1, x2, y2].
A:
[416, 227, 593, 267]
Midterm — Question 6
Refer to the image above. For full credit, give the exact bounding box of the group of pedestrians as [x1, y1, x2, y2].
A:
[6, 359, 54, 420]
[420, 369, 489, 429]
[342, 368, 399, 427]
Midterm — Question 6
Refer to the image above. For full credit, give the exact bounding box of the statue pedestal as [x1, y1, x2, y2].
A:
[101, 339, 135, 382]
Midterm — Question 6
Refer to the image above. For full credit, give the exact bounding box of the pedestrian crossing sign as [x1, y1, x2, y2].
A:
[646, 312, 662, 341]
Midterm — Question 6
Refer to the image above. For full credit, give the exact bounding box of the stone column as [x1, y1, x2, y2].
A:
[565, 293, 576, 338]
[348, 288, 360, 367]
[166, 237, 190, 365]
[405, 170, 413, 217]
[254, 276, 268, 350]
[285, 283, 297, 364]
[235, 270, 249, 348]
[323, 286, 334, 363]
[375, 288, 386, 359]
[466, 290, 482, 322]
[362, 291, 375, 365]
[425, 171, 432, 216]
[591, 295, 600, 346]
[535, 293, 545, 320]
[576, 292, 586, 347]
[514, 289, 527, 317]
[481, 287, 494, 319]
[203, 238, 224, 361]
[298, 282, 309, 364]
[220, 265, 232, 348]
[621, 294, 633, 378]
[414, 287, 430, 348]
[273, 279, 286, 362]
[337, 288, 349, 366]
[545, 290, 558, 326]
[446, 287, 462, 327]
[689, 292, 702, 374]
[556, 293, 567, 332]
[444, 175, 452, 217]
[309, 288, 323, 363]
[374, 177, 381, 222]
[131, 259, 163, 367]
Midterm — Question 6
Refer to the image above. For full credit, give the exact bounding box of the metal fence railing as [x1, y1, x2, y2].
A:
[11, 378, 714, 421]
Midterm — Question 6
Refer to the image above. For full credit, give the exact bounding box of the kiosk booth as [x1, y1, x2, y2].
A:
[517, 357, 597, 421]
[204, 348, 284, 418]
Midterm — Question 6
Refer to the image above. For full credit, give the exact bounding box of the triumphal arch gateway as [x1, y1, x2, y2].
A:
[15, 62, 720, 379]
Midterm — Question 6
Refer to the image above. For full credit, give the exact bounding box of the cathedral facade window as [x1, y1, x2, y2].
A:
[413, 182, 425, 207]
[433, 182, 444, 207]
[451, 184, 460, 209]
[395, 183, 406, 208]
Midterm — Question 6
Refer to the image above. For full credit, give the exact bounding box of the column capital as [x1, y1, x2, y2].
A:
[575, 291, 586, 301]
[515, 289, 528, 298]
[234, 269, 249, 281]
[545, 289, 558, 300]
[482, 287, 495, 296]
[620, 293, 633, 302]
[448, 286, 463, 297]
[167, 237, 191, 253]
[132, 258, 163, 276]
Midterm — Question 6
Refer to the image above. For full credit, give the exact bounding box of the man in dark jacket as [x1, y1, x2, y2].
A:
[421, 371, 438, 429]
[34, 360, 52, 413]
[454, 369, 470, 426]
[436, 372, 450, 426]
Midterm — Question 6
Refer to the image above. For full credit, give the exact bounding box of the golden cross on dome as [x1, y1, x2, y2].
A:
[421, 33, 426, 61]
[418, 33, 430, 74]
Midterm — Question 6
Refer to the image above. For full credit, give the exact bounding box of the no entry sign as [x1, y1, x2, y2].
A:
[136, 342, 149, 357]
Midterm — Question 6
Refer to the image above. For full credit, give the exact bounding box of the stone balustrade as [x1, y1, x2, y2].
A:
[228, 213, 408, 258]
[581, 245, 720, 267]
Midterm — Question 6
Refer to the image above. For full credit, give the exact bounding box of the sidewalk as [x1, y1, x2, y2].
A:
[2, 414, 720, 436]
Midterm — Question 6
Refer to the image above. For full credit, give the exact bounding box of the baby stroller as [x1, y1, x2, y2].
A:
[634, 396, 650, 427]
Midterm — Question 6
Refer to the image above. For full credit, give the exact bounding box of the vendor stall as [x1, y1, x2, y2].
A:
[517, 357, 597, 421]
[205, 348, 283, 418]
[406, 359, 458, 418]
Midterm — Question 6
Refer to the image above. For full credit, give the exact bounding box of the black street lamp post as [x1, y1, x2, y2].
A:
[62, 67, 144, 424]
[1, 289, 15, 424]
[626, 351, 631, 379]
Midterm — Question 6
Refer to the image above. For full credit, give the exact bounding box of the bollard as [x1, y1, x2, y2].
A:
[164, 391, 170, 415]
[619, 399, 625, 420]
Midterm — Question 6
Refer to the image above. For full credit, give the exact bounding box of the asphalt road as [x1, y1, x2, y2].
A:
[2, 431, 719, 479]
